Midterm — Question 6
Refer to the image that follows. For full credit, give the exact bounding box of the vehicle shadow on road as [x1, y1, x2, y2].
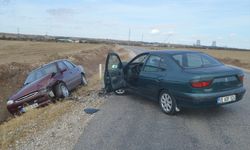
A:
[124, 92, 237, 119]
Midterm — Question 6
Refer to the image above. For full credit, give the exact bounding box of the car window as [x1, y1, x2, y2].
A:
[36, 69, 45, 79]
[187, 53, 203, 68]
[173, 55, 183, 66]
[131, 54, 148, 64]
[43, 63, 58, 74]
[108, 55, 121, 71]
[172, 52, 222, 68]
[159, 57, 167, 69]
[58, 61, 67, 70]
[64, 61, 75, 69]
[24, 64, 56, 85]
[143, 55, 162, 72]
[24, 71, 37, 85]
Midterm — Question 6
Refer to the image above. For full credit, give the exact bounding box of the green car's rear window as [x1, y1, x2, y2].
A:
[172, 52, 222, 69]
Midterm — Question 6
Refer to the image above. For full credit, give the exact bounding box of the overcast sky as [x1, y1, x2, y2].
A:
[0, 0, 250, 49]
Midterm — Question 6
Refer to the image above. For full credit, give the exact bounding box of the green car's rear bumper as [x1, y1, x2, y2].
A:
[173, 87, 246, 108]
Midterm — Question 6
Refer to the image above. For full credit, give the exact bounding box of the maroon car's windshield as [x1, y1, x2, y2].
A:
[172, 52, 223, 69]
[24, 63, 58, 85]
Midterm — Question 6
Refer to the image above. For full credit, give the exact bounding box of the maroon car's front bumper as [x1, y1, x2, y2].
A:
[7, 90, 55, 114]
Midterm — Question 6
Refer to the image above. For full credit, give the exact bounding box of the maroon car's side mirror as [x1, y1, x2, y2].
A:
[60, 68, 67, 74]
[51, 72, 56, 77]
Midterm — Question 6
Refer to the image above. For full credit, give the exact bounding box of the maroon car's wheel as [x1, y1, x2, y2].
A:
[55, 83, 69, 98]
[159, 90, 177, 115]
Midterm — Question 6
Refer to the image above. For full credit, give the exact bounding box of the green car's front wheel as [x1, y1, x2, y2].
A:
[114, 89, 126, 95]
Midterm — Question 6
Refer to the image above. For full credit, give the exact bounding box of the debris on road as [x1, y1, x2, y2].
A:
[84, 108, 100, 114]
[98, 88, 113, 98]
[67, 96, 83, 101]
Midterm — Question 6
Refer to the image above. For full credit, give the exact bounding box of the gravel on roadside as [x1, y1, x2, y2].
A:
[14, 92, 108, 150]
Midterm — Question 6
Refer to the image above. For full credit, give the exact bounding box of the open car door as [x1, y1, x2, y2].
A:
[104, 52, 126, 92]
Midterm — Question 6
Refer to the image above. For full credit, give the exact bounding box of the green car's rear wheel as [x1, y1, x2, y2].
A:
[159, 90, 177, 115]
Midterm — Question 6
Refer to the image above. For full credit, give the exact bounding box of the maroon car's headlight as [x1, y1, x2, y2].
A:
[7, 100, 14, 105]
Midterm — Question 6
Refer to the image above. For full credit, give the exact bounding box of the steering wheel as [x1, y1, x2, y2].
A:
[136, 63, 142, 73]
[131, 63, 142, 74]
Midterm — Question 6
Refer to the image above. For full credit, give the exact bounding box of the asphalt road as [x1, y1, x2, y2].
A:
[74, 47, 250, 150]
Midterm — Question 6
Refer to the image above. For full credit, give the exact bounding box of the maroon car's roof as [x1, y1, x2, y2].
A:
[29, 59, 70, 74]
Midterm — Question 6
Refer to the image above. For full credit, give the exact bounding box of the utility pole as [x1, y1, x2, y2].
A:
[128, 28, 131, 46]
[212, 41, 216, 47]
[141, 33, 144, 41]
[17, 27, 20, 39]
[196, 40, 201, 46]
[45, 32, 48, 40]
[128, 28, 131, 41]
[163, 33, 172, 44]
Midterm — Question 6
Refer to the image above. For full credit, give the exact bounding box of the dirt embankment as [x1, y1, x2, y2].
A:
[0, 63, 32, 121]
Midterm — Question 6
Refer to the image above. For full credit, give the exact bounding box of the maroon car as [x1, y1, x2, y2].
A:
[6, 59, 87, 114]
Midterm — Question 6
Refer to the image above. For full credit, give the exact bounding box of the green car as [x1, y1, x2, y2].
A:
[104, 50, 246, 115]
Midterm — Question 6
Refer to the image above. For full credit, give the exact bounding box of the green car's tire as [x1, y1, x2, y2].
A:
[114, 89, 126, 95]
[159, 90, 177, 115]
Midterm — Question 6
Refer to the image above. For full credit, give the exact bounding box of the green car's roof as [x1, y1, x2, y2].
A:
[147, 50, 200, 55]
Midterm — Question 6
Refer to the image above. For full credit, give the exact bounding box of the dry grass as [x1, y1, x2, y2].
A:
[116, 46, 131, 61]
[0, 40, 108, 64]
[0, 74, 102, 150]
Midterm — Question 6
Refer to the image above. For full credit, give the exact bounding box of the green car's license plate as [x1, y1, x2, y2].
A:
[217, 95, 236, 104]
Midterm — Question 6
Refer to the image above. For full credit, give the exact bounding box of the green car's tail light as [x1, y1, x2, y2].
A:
[191, 80, 212, 88]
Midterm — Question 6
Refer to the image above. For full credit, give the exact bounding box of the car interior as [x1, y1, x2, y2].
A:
[124, 54, 149, 84]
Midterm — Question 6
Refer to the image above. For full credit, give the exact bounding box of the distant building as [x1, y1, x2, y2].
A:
[212, 41, 216, 47]
[56, 38, 73, 43]
[196, 40, 201, 46]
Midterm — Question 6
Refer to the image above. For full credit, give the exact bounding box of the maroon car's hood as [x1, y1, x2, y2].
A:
[10, 74, 52, 101]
